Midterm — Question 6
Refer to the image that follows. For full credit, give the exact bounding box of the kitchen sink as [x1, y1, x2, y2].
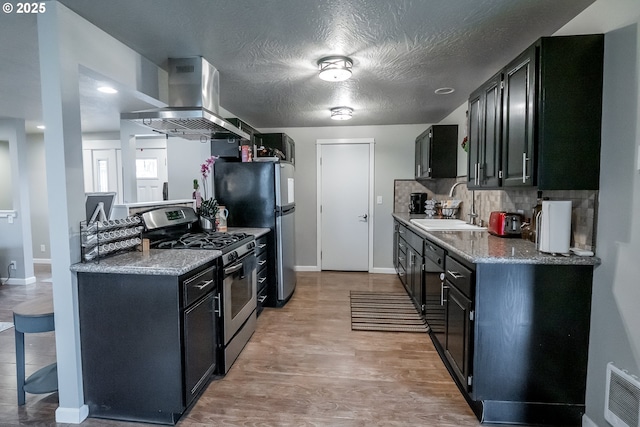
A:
[410, 218, 487, 232]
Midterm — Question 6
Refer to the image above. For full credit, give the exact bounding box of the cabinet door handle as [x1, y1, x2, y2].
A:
[258, 277, 267, 284]
[447, 270, 465, 279]
[441, 283, 449, 306]
[258, 243, 267, 249]
[194, 279, 214, 291]
[417, 164, 421, 176]
[258, 295, 267, 303]
[475, 163, 480, 185]
[522, 153, 530, 183]
[214, 294, 222, 316]
[258, 260, 267, 266]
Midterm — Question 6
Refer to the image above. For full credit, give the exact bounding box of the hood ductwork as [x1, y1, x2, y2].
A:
[121, 57, 249, 141]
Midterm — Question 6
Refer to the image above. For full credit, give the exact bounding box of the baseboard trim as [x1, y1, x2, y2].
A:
[33, 258, 52, 265]
[582, 414, 598, 427]
[1, 276, 37, 285]
[370, 267, 396, 275]
[295, 266, 320, 272]
[55, 405, 89, 424]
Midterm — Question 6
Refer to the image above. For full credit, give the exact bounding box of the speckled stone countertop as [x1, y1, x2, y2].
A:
[70, 249, 221, 276]
[228, 227, 270, 238]
[393, 213, 600, 266]
[70, 228, 270, 276]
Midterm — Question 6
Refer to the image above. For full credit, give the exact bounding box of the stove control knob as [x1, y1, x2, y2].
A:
[247, 241, 255, 250]
[229, 251, 238, 262]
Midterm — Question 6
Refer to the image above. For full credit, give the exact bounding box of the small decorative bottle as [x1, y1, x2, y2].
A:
[192, 179, 202, 209]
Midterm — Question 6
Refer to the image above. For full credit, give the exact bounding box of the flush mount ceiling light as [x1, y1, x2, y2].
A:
[330, 106, 353, 120]
[36, 125, 45, 130]
[97, 86, 118, 94]
[434, 87, 455, 95]
[317, 56, 353, 82]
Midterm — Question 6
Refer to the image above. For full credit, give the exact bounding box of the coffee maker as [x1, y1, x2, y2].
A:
[409, 192, 428, 214]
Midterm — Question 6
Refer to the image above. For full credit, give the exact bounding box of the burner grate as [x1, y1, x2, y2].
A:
[155, 232, 250, 251]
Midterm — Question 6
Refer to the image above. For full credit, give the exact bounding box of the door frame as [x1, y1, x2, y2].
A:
[316, 138, 375, 272]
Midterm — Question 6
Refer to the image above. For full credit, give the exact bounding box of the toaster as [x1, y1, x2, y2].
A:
[489, 211, 524, 237]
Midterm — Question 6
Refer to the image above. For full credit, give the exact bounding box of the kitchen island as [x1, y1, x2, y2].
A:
[393, 213, 597, 426]
[71, 249, 221, 425]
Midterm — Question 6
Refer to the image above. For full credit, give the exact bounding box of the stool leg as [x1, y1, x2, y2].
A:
[15, 328, 25, 406]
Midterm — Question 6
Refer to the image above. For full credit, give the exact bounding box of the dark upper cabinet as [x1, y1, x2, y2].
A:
[467, 72, 502, 189]
[501, 47, 536, 187]
[467, 34, 604, 190]
[415, 125, 458, 180]
[257, 133, 295, 165]
[211, 118, 257, 159]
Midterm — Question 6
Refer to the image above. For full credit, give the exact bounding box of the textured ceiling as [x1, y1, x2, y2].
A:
[0, 0, 595, 132]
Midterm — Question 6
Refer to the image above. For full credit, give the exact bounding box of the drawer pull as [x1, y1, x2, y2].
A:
[258, 295, 267, 303]
[447, 270, 465, 279]
[258, 260, 267, 266]
[194, 279, 214, 291]
[258, 243, 267, 249]
[258, 277, 267, 284]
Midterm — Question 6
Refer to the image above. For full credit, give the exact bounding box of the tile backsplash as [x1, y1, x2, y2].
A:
[394, 179, 598, 251]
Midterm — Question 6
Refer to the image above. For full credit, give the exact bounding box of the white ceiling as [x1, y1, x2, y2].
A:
[0, 0, 595, 133]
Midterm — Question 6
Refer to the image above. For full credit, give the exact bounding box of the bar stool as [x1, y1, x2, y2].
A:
[13, 295, 58, 405]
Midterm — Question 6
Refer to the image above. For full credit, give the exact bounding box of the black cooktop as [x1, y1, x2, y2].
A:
[153, 231, 252, 252]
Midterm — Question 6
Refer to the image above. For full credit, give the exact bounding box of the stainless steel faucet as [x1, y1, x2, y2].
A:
[448, 181, 464, 198]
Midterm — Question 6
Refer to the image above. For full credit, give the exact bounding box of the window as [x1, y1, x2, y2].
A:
[96, 159, 109, 192]
[136, 158, 158, 179]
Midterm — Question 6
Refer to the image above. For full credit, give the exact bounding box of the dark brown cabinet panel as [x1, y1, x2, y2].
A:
[467, 73, 502, 189]
[501, 48, 536, 187]
[467, 34, 604, 190]
[415, 125, 458, 180]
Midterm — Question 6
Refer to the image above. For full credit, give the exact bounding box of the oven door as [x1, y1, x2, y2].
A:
[222, 252, 257, 345]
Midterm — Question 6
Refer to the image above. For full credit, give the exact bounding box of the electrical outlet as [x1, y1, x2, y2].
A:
[40, 244, 46, 252]
[9, 261, 17, 270]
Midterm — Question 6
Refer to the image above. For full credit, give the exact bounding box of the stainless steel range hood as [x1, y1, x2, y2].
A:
[121, 57, 249, 141]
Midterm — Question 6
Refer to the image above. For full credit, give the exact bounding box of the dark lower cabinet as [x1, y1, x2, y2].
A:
[442, 256, 474, 393]
[78, 262, 218, 425]
[430, 255, 594, 425]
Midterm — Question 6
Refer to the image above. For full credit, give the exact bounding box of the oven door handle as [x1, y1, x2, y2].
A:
[224, 263, 243, 276]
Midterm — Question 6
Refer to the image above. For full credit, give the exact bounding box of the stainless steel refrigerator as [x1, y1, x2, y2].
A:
[213, 161, 296, 306]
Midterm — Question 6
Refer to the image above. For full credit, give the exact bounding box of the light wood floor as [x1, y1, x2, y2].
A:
[0, 267, 494, 426]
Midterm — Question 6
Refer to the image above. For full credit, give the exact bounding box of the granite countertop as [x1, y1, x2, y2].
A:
[228, 227, 270, 238]
[70, 249, 221, 276]
[393, 213, 600, 266]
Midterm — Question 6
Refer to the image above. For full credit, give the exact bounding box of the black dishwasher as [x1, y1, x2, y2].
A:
[423, 239, 445, 336]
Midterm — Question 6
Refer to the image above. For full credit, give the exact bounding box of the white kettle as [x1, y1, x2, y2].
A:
[536, 200, 572, 254]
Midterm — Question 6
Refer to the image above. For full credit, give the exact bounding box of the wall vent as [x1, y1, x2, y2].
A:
[605, 362, 640, 427]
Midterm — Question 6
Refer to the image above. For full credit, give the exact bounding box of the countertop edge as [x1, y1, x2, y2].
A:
[70, 249, 222, 276]
[393, 213, 600, 266]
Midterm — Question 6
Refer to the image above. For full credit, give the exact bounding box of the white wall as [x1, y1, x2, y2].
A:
[554, 2, 640, 426]
[27, 133, 50, 261]
[167, 136, 212, 201]
[258, 124, 429, 270]
[0, 140, 11, 209]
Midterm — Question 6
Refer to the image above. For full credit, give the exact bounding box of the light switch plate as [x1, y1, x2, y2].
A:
[376, 196, 383, 204]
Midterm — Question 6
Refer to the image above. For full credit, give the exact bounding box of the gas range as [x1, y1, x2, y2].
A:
[153, 231, 255, 266]
[139, 206, 255, 266]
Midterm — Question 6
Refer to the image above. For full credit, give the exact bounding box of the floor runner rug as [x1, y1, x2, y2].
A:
[350, 291, 428, 333]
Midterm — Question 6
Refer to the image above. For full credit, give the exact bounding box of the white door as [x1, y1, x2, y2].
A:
[320, 143, 370, 271]
[91, 149, 118, 193]
[136, 148, 168, 202]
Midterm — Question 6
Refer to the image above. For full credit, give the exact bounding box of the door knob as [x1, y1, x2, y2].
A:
[358, 214, 368, 222]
